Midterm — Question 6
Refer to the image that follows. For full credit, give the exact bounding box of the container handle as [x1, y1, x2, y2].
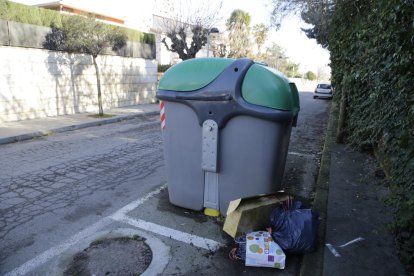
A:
[175, 93, 232, 102]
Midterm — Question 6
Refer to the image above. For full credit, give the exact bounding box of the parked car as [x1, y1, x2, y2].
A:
[313, 83, 333, 99]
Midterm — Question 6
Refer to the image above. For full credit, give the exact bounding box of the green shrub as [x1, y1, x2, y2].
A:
[329, 0, 414, 270]
[158, 64, 172, 73]
[304, 71, 316, 81]
[0, 0, 155, 44]
[123, 28, 155, 44]
[0, 0, 64, 27]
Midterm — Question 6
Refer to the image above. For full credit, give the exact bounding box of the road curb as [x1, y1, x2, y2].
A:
[0, 111, 159, 145]
[299, 102, 337, 276]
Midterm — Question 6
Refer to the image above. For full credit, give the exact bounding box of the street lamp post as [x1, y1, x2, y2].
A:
[207, 27, 219, 57]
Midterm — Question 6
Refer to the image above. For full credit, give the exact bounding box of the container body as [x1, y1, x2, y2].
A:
[162, 101, 292, 213]
[162, 102, 204, 210]
[158, 58, 299, 215]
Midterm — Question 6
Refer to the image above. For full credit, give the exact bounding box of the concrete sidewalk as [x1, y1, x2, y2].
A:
[301, 104, 406, 276]
[0, 104, 159, 145]
[322, 143, 405, 276]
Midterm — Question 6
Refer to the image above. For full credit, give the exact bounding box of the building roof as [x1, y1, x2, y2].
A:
[35, 1, 125, 25]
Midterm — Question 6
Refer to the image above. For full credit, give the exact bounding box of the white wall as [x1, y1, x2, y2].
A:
[0, 46, 157, 122]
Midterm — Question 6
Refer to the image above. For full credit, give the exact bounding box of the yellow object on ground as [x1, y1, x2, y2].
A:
[204, 208, 220, 217]
[223, 193, 290, 238]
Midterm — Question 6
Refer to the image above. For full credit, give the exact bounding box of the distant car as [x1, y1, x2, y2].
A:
[313, 83, 333, 99]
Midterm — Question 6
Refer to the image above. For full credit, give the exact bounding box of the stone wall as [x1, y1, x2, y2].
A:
[0, 46, 157, 122]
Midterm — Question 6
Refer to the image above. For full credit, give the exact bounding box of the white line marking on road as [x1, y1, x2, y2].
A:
[325, 243, 341, 257]
[111, 184, 167, 218]
[5, 185, 167, 276]
[339, 237, 365, 248]
[114, 215, 223, 251]
[4, 217, 113, 276]
[288, 151, 317, 158]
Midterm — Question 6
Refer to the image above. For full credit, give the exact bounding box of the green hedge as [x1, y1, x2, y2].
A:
[157, 64, 172, 73]
[329, 0, 414, 271]
[123, 28, 155, 45]
[0, 0, 65, 27]
[0, 0, 155, 44]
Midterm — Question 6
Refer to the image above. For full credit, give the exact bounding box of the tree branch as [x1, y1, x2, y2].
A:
[161, 37, 172, 51]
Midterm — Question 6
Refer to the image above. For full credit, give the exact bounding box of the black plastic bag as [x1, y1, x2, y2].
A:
[269, 199, 319, 254]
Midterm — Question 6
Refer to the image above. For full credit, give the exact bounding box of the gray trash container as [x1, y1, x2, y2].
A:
[157, 58, 300, 215]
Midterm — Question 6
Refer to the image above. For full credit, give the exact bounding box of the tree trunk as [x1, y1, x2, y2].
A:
[92, 56, 103, 116]
[336, 88, 347, 143]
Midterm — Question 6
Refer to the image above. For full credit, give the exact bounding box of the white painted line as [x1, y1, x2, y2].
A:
[339, 237, 365, 248]
[114, 215, 223, 252]
[5, 185, 167, 276]
[325, 243, 341, 257]
[288, 151, 317, 158]
[112, 184, 167, 218]
[5, 217, 113, 276]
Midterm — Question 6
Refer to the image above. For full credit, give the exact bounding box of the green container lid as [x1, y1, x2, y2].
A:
[241, 64, 297, 113]
[158, 58, 234, 91]
[158, 58, 299, 114]
[289, 82, 300, 116]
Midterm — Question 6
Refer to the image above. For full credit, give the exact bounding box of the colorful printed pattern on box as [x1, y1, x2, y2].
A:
[245, 231, 286, 269]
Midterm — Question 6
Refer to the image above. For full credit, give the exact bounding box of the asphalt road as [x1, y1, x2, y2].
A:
[0, 91, 331, 275]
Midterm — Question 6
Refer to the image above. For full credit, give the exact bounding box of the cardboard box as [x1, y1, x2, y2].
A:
[223, 193, 290, 238]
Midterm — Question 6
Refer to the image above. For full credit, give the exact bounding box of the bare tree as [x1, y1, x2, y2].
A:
[155, 0, 223, 60]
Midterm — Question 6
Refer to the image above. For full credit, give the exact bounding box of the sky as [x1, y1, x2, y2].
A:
[218, 0, 330, 73]
[11, 0, 330, 74]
